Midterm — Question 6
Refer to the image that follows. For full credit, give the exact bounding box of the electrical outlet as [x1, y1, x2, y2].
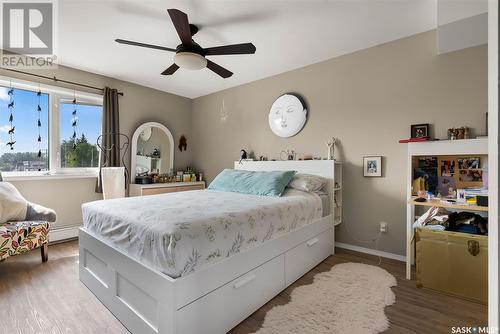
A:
[379, 222, 388, 233]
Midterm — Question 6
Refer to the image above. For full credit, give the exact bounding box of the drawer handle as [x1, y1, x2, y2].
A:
[233, 274, 256, 289]
[307, 238, 319, 247]
[467, 240, 480, 256]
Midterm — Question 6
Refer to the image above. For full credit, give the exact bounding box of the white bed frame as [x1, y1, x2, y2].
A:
[79, 160, 340, 334]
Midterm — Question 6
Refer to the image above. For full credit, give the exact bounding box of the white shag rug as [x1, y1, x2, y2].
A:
[253, 263, 397, 334]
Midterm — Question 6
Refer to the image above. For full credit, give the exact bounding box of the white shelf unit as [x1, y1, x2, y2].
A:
[333, 161, 342, 226]
[405, 138, 488, 280]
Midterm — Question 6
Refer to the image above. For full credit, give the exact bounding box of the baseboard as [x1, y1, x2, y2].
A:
[50, 225, 80, 243]
[335, 242, 405, 262]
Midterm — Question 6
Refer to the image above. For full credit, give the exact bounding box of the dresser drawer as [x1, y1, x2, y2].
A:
[141, 187, 179, 196]
[176, 255, 285, 334]
[139, 183, 205, 196]
[284, 228, 333, 286]
[176, 184, 205, 192]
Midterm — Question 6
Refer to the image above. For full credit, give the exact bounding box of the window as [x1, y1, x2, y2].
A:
[0, 86, 49, 172]
[59, 101, 102, 168]
[0, 76, 103, 177]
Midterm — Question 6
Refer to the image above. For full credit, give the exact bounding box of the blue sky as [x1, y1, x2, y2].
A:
[60, 103, 102, 145]
[0, 86, 102, 156]
[0, 87, 49, 155]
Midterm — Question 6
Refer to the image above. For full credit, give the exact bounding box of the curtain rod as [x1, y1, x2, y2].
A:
[0, 68, 124, 96]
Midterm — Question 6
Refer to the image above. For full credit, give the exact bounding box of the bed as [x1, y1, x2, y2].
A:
[79, 160, 341, 334]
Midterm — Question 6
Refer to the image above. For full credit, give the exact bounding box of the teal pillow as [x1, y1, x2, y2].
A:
[208, 169, 297, 197]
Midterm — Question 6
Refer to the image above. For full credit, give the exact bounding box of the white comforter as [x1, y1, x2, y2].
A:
[82, 189, 323, 278]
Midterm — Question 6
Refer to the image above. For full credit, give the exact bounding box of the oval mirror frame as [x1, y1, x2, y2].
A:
[130, 122, 174, 183]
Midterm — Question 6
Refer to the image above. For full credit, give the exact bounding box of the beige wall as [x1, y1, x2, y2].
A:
[11, 178, 102, 229]
[5, 65, 192, 231]
[3, 30, 487, 252]
[191, 31, 488, 256]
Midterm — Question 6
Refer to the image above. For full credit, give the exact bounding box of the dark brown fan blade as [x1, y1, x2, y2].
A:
[115, 39, 176, 52]
[167, 9, 192, 46]
[161, 64, 179, 75]
[204, 43, 256, 56]
[206, 60, 233, 78]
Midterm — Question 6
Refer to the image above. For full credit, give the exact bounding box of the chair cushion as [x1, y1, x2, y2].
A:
[0, 221, 49, 260]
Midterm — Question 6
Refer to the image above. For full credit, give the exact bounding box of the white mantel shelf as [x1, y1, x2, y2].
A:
[407, 138, 488, 155]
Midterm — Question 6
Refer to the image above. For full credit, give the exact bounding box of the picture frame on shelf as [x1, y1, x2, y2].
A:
[411, 123, 429, 138]
[363, 156, 382, 177]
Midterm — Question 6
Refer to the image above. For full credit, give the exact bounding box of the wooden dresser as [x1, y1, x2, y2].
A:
[129, 181, 205, 197]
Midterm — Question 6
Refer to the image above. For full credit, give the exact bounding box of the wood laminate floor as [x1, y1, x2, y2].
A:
[0, 240, 487, 334]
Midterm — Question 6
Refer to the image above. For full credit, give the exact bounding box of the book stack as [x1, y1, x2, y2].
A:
[460, 188, 488, 206]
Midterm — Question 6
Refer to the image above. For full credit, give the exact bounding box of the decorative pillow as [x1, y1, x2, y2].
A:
[26, 202, 57, 223]
[288, 173, 327, 193]
[0, 182, 57, 224]
[0, 182, 28, 224]
[208, 169, 296, 197]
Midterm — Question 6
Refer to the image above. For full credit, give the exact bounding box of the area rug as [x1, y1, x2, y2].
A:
[253, 263, 397, 334]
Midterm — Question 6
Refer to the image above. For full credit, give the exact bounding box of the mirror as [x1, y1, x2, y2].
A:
[131, 122, 174, 183]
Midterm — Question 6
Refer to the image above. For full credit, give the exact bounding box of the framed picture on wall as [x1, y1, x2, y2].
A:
[363, 156, 382, 177]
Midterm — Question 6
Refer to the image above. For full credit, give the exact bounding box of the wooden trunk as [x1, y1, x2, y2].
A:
[416, 228, 488, 303]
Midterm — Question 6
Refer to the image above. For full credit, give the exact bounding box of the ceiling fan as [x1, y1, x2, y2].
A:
[115, 8, 256, 78]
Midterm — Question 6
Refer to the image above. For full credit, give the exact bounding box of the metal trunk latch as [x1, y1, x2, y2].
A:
[467, 240, 480, 256]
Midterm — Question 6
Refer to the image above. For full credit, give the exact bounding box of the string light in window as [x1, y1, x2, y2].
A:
[6, 82, 15, 150]
[72, 91, 78, 150]
[36, 83, 42, 158]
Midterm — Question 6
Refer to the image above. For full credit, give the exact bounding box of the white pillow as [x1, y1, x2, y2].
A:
[288, 174, 327, 193]
[0, 182, 28, 224]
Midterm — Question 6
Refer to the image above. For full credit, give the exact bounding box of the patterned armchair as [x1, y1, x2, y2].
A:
[0, 172, 52, 262]
[0, 221, 49, 261]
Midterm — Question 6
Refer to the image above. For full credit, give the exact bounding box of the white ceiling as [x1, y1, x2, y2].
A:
[58, 0, 439, 98]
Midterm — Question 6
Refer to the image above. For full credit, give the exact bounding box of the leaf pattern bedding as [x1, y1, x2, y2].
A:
[82, 188, 323, 278]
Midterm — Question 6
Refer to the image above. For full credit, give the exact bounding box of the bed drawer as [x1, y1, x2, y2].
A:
[176, 255, 285, 334]
[285, 228, 333, 286]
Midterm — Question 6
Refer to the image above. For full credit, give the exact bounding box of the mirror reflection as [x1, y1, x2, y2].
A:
[134, 125, 173, 176]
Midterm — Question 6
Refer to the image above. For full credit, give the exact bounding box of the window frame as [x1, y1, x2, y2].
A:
[55, 95, 103, 175]
[0, 76, 103, 179]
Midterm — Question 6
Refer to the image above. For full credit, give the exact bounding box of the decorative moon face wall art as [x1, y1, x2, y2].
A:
[268, 94, 307, 137]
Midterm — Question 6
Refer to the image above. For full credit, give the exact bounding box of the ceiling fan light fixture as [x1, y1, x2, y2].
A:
[174, 52, 207, 70]
[116, 9, 254, 78]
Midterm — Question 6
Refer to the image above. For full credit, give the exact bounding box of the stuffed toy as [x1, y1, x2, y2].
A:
[239, 149, 248, 164]
[178, 135, 187, 152]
